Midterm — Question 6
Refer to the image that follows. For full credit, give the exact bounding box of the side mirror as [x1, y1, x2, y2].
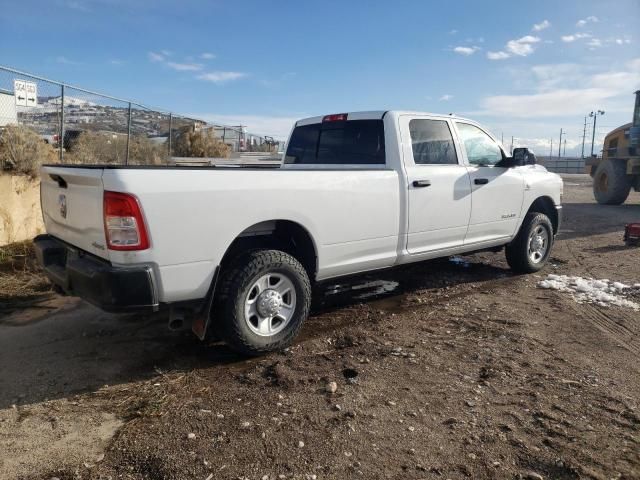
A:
[512, 147, 537, 166]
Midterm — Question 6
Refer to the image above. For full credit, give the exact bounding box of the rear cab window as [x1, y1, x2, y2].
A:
[285, 118, 385, 166]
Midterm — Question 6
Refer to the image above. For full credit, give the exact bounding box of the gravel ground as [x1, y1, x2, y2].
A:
[0, 174, 638, 480]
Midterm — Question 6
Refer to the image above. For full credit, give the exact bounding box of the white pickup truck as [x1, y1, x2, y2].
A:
[35, 111, 563, 355]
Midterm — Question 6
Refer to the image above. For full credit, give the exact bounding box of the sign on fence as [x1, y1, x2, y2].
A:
[13, 79, 37, 107]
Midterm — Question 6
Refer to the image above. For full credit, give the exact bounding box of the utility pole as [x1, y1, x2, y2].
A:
[581, 116, 587, 158]
[510, 136, 514, 154]
[549, 138, 553, 158]
[563, 138, 566, 156]
[590, 110, 605, 157]
[501, 132, 504, 144]
[558, 128, 565, 158]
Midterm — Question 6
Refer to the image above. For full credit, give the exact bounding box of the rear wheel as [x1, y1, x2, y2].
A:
[505, 212, 554, 273]
[593, 159, 631, 205]
[216, 249, 311, 356]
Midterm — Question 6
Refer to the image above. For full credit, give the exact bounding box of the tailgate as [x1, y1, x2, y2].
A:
[40, 166, 109, 260]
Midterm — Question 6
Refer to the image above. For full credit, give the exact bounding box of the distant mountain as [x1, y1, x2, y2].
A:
[39, 96, 97, 107]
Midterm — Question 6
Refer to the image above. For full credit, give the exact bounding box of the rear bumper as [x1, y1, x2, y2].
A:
[34, 234, 158, 313]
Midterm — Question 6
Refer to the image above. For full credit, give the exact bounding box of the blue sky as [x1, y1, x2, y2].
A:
[1, 0, 639, 154]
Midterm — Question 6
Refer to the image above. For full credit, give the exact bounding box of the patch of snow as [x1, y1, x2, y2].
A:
[538, 274, 639, 310]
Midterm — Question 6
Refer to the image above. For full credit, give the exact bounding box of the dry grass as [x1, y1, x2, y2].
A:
[172, 126, 231, 158]
[0, 240, 51, 304]
[0, 124, 58, 177]
[67, 132, 168, 165]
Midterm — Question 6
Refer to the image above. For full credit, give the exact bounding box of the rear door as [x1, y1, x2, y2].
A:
[399, 115, 472, 254]
[40, 166, 109, 259]
[453, 122, 524, 244]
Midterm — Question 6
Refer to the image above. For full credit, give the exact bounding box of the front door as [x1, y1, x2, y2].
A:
[453, 122, 525, 245]
[400, 116, 473, 254]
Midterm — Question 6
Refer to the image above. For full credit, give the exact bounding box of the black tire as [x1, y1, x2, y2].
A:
[505, 212, 554, 273]
[593, 159, 631, 205]
[215, 249, 311, 356]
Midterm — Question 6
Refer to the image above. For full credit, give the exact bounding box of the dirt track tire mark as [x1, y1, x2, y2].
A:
[561, 238, 596, 278]
[566, 299, 640, 355]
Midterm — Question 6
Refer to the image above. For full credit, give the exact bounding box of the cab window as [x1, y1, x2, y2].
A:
[455, 123, 503, 166]
[409, 119, 458, 165]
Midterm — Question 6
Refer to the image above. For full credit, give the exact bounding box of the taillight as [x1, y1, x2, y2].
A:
[322, 113, 347, 122]
[103, 191, 150, 250]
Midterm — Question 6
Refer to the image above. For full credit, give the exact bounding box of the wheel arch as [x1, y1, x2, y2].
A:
[525, 196, 559, 234]
[220, 219, 318, 281]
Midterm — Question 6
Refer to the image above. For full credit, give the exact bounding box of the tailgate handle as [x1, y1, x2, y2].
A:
[49, 174, 67, 189]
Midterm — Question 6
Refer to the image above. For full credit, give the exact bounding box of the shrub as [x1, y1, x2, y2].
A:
[0, 124, 57, 177]
[172, 127, 231, 158]
[67, 131, 126, 164]
[67, 132, 168, 165]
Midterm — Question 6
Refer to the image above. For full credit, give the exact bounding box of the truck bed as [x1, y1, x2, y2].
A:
[40, 164, 402, 303]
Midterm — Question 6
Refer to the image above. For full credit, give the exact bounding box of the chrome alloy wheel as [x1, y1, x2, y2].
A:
[244, 273, 297, 337]
[528, 225, 549, 264]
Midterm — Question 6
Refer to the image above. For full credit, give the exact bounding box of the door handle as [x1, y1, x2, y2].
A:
[412, 179, 431, 188]
[474, 178, 489, 185]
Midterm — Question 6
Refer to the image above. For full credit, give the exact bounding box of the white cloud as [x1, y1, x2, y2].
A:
[453, 46, 480, 55]
[506, 35, 541, 56]
[478, 58, 640, 118]
[167, 62, 204, 71]
[482, 88, 609, 117]
[487, 35, 541, 60]
[196, 71, 247, 84]
[487, 51, 510, 60]
[530, 63, 583, 90]
[532, 20, 551, 32]
[587, 38, 602, 48]
[160, 49, 172, 56]
[561, 33, 590, 42]
[64, 1, 90, 11]
[148, 51, 165, 62]
[55, 56, 79, 65]
[201, 52, 216, 60]
[449, 29, 458, 35]
[614, 37, 632, 45]
[510, 136, 582, 155]
[439, 94, 454, 101]
[576, 16, 598, 27]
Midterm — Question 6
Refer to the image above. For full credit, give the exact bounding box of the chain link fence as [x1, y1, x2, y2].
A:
[0, 65, 280, 171]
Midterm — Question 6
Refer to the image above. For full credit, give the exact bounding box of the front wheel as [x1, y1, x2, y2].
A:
[505, 212, 554, 273]
[216, 249, 311, 356]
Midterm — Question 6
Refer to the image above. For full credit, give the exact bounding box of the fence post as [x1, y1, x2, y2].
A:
[125, 102, 132, 165]
[59, 84, 65, 163]
[168, 113, 173, 158]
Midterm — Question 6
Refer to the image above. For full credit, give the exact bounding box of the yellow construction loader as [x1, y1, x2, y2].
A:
[587, 91, 640, 205]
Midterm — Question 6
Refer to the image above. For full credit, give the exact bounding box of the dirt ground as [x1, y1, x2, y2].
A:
[0, 174, 639, 480]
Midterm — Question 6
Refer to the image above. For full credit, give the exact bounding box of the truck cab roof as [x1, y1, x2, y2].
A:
[295, 110, 475, 126]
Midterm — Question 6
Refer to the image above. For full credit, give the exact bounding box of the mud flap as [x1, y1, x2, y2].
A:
[191, 266, 220, 340]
